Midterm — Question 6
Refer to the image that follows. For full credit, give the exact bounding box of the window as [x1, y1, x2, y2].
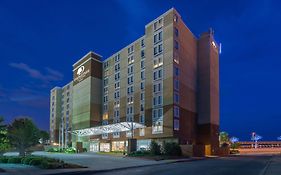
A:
[141, 39, 145, 47]
[153, 18, 163, 31]
[114, 110, 120, 118]
[153, 82, 162, 93]
[115, 72, 120, 81]
[174, 27, 179, 37]
[127, 75, 134, 84]
[153, 56, 163, 68]
[174, 66, 179, 76]
[114, 54, 120, 63]
[127, 96, 134, 105]
[103, 104, 108, 111]
[174, 119, 179, 130]
[173, 14, 178, 22]
[152, 108, 163, 134]
[141, 71, 145, 80]
[126, 106, 134, 115]
[115, 82, 120, 89]
[175, 40, 179, 49]
[153, 68, 163, 80]
[140, 114, 145, 124]
[153, 95, 162, 106]
[127, 85, 134, 95]
[140, 92, 144, 101]
[104, 61, 109, 69]
[128, 45, 134, 54]
[174, 92, 179, 104]
[115, 63, 120, 72]
[174, 106, 179, 118]
[128, 55, 134, 64]
[154, 44, 163, 56]
[104, 78, 108, 86]
[114, 91, 120, 99]
[141, 60, 145, 69]
[128, 65, 134, 75]
[140, 104, 144, 112]
[153, 31, 163, 44]
[141, 50, 145, 58]
[114, 101, 120, 108]
[104, 95, 108, 103]
[174, 79, 179, 90]
[141, 82, 145, 90]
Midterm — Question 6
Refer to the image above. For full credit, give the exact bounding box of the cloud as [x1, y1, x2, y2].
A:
[9, 62, 63, 82]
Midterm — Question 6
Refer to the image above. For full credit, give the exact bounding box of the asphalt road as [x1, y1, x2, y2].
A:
[94, 155, 278, 175]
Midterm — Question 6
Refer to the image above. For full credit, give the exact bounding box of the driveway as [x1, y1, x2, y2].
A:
[32, 151, 163, 171]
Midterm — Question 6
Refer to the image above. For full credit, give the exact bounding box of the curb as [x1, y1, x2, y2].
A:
[44, 157, 205, 175]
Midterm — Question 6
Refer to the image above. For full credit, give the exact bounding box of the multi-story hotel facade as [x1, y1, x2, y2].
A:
[50, 81, 73, 147]
[50, 8, 220, 155]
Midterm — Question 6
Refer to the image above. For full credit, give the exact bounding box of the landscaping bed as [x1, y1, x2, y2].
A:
[0, 156, 86, 169]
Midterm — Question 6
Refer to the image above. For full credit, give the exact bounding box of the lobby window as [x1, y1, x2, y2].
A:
[174, 106, 179, 118]
[174, 27, 179, 37]
[174, 119, 179, 131]
[128, 65, 134, 75]
[174, 92, 179, 104]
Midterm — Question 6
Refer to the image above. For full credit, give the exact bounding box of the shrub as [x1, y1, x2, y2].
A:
[163, 142, 182, 156]
[29, 157, 44, 166]
[39, 160, 63, 169]
[21, 156, 35, 164]
[150, 141, 161, 155]
[82, 148, 87, 152]
[65, 147, 76, 154]
[7, 157, 22, 164]
[0, 157, 8, 163]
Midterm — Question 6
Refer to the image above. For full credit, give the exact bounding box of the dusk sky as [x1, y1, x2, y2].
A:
[0, 0, 280, 141]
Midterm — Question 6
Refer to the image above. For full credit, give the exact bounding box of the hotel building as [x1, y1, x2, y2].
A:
[50, 81, 73, 147]
[50, 8, 220, 155]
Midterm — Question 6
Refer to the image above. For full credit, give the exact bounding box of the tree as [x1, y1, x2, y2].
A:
[7, 118, 40, 156]
[39, 130, 49, 145]
[0, 116, 11, 154]
[219, 131, 229, 146]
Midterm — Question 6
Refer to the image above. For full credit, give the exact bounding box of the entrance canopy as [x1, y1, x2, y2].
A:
[71, 122, 145, 137]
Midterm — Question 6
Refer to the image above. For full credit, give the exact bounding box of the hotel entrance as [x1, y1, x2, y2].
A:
[89, 141, 99, 152]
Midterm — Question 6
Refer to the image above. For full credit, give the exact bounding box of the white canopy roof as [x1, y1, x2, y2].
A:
[71, 122, 146, 137]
